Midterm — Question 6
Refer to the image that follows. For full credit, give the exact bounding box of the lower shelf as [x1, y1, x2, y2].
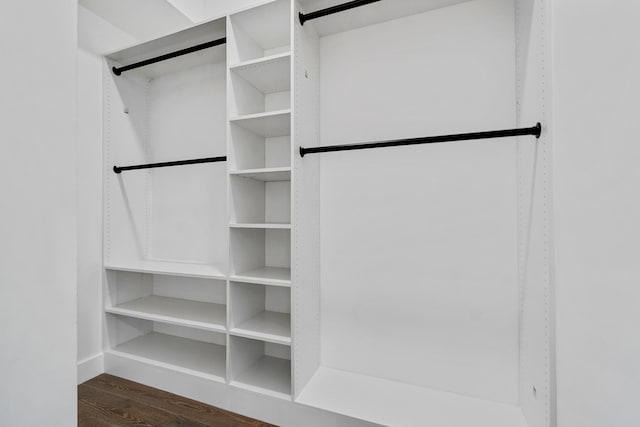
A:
[112, 332, 226, 382]
[295, 368, 528, 427]
[232, 356, 291, 400]
[106, 295, 226, 332]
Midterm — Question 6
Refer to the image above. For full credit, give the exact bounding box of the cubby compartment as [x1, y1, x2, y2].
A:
[104, 18, 228, 276]
[230, 335, 291, 399]
[228, 0, 291, 65]
[229, 123, 291, 171]
[230, 281, 291, 344]
[104, 269, 227, 332]
[230, 228, 291, 285]
[229, 54, 291, 117]
[229, 174, 291, 227]
[106, 314, 226, 381]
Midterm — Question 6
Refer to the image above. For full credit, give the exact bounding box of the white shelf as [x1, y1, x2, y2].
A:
[112, 332, 226, 381]
[229, 167, 291, 182]
[230, 223, 291, 229]
[230, 110, 291, 137]
[106, 295, 226, 332]
[231, 311, 291, 345]
[106, 19, 227, 78]
[230, 52, 291, 94]
[231, 267, 291, 286]
[296, 368, 528, 427]
[105, 260, 226, 280]
[232, 356, 291, 399]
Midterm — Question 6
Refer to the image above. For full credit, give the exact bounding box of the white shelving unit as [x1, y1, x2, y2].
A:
[227, 0, 294, 400]
[100, 1, 553, 426]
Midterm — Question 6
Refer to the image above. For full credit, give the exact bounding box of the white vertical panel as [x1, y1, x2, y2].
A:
[0, 1, 77, 425]
[78, 49, 106, 368]
[292, 0, 322, 398]
[516, 0, 554, 425]
[553, 2, 640, 427]
[319, 0, 518, 403]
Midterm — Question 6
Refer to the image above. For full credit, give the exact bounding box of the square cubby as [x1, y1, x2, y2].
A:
[230, 281, 291, 345]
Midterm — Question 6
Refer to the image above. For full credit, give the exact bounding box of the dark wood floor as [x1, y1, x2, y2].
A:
[79, 374, 277, 427]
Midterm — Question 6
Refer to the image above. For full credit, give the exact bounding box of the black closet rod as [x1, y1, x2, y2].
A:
[299, 123, 542, 157]
[299, 0, 381, 25]
[112, 37, 227, 75]
[113, 156, 227, 174]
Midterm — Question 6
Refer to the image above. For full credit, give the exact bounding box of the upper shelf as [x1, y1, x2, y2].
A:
[230, 52, 291, 94]
[228, 0, 291, 65]
[105, 259, 226, 280]
[106, 18, 227, 79]
[298, 0, 470, 37]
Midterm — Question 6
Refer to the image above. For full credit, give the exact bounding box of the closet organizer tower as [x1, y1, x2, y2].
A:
[101, 1, 553, 426]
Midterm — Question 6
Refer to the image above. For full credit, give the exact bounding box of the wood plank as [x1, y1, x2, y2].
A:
[82, 374, 276, 427]
[77, 399, 118, 427]
[79, 383, 201, 427]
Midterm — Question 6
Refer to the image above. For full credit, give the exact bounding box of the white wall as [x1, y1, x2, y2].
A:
[77, 48, 106, 382]
[319, 0, 519, 403]
[0, 1, 77, 426]
[78, 5, 136, 54]
[76, 4, 137, 384]
[553, 2, 640, 426]
[79, 0, 193, 42]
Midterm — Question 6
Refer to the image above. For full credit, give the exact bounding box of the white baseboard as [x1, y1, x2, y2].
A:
[77, 353, 104, 384]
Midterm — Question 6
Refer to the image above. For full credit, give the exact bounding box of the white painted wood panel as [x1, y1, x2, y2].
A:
[318, 0, 518, 403]
[0, 1, 77, 425]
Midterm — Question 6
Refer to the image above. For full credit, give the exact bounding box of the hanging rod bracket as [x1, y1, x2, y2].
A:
[299, 0, 382, 25]
[112, 37, 227, 76]
[113, 156, 227, 174]
[299, 123, 542, 157]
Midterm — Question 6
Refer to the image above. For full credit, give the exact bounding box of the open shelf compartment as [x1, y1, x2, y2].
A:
[230, 228, 291, 286]
[106, 314, 226, 381]
[105, 270, 226, 332]
[230, 281, 291, 345]
[228, 0, 291, 65]
[230, 335, 291, 399]
[104, 18, 228, 273]
[229, 121, 291, 171]
[229, 53, 290, 117]
[230, 110, 291, 138]
[229, 172, 291, 229]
